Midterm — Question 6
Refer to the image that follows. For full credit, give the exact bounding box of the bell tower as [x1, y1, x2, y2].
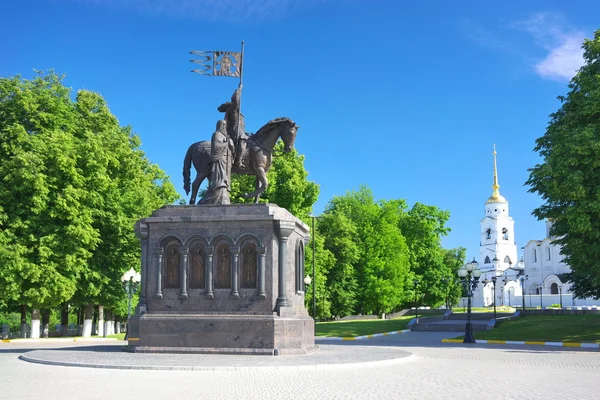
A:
[479, 145, 518, 275]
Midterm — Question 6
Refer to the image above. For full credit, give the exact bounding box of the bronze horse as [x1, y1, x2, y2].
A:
[183, 117, 299, 204]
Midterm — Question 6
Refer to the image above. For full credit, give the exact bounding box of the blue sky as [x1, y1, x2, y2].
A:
[1, 0, 597, 261]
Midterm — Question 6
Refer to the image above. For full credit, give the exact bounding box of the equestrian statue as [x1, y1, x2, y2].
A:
[182, 84, 299, 205]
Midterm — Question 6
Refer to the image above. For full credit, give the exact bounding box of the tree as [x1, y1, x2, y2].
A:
[317, 211, 359, 317]
[398, 203, 454, 307]
[0, 72, 98, 315]
[526, 30, 600, 299]
[442, 247, 467, 308]
[321, 187, 411, 315]
[0, 71, 179, 322]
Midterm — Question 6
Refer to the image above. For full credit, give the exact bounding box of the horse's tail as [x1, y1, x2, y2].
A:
[183, 144, 193, 195]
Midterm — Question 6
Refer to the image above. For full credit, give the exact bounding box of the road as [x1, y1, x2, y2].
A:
[1, 332, 598, 400]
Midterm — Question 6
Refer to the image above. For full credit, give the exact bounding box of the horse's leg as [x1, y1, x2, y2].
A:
[189, 174, 201, 204]
[253, 178, 261, 203]
[244, 167, 268, 203]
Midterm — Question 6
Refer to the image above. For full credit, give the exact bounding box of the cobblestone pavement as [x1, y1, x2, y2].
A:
[2, 332, 599, 400]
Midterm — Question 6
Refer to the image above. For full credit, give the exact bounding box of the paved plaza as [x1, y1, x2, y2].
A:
[1, 332, 599, 400]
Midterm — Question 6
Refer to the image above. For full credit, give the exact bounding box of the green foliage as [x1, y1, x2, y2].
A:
[0, 71, 179, 313]
[230, 141, 319, 221]
[315, 186, 461, 317]
[399, 202, 458, 307]
[526, 30, 600, 299]
[321, 187, 411, 315]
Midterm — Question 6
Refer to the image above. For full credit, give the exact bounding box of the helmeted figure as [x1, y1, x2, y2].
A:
[217, 83, 247, 169]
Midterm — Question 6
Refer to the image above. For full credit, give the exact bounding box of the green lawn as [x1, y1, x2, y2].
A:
[316, 316, 416, 337]
[106, 333, 126, 340]
[457, 315, 600, 343]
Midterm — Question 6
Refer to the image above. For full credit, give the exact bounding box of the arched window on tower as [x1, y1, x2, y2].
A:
[502, 228, 508, 240]
[547, 247, 551, 261]
[504, 256, 511, 264]
[486, 228, 491, 240]
[484, 256, 491, 264]
[533, 249, 537, 263]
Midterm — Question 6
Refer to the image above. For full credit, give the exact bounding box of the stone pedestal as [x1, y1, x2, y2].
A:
[127, 204, 315, 355]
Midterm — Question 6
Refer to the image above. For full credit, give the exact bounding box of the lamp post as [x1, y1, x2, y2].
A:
[502, 276, 510, 307]
[559, 285, 563, 308]
[519, 274, 528, 311]
[304, 275, 312, 317]
[539, 284, 544, 309]
[481, 276, 497, 320]
[441, 277, 450, 309]
[310, 214, 318, 322]
[121, 268, 141, 339]
[457, 258, 481, 344]
[413, 280, 419, 320]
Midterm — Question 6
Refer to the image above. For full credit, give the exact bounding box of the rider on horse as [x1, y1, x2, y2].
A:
[217, 83, 247, 170]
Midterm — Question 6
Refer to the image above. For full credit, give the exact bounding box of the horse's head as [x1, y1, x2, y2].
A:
[280, 120, 299, 153]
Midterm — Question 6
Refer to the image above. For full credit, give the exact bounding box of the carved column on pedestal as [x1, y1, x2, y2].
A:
[257, 246, 267, 300]
[179, 248, 189, 299]
[275, 221, 295, 311]
[205, 246, 214, 298]
[135, 221, 149, 313]
[230, 246, 240, 298]
[153, 248, 164, 299]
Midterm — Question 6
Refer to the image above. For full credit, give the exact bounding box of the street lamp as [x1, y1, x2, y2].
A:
[121, 268, 141, 338]
[502, 276, 510, 307]
[441, 277, 450, 309]
[309, 214, 319, 322]
[559, 285, 563, 308]
[413, 280, 419, 320]
[538, 283, 544, 309]
[304, 275, 312, 318]
[482, 276, 498, 320]
[457, 257, 481, 344]
[519, 274, 528, 311]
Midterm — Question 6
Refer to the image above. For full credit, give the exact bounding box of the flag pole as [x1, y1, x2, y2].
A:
[237, 41, 244, 142]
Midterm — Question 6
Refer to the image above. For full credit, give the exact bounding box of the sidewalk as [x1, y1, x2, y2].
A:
[2, 337, 117, 344]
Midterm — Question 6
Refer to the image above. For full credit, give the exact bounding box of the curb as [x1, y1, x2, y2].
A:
[322, 329, 411, 341]
[441, 338, 600, 349]
[1, 338, 118, 344]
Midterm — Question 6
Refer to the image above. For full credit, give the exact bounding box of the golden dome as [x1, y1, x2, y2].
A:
[486, 192, 507, 204]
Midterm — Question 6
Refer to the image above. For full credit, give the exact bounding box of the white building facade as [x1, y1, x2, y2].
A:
[466, 147, 600, 309]
[471, 147, 523, 308]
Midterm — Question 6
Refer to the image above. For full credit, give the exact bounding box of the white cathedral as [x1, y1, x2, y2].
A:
[469, 147, 600, 309]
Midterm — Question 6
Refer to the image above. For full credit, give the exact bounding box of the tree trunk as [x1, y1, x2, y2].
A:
[60, 303, 69, 337]
[105, 310, 114, 336]
[20, 305, 27, 338]
[30, 308, 40, 339]
[78, 306, 84, 335]
[41, 309, 50, 338]
[91, 307, 98, 336]
[82, 304, 93, 337]
[97, 305, 104, 337]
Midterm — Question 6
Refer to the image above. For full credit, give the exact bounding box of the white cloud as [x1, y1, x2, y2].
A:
[514, 12, 585, 81]
[65, 0, 329, 21]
